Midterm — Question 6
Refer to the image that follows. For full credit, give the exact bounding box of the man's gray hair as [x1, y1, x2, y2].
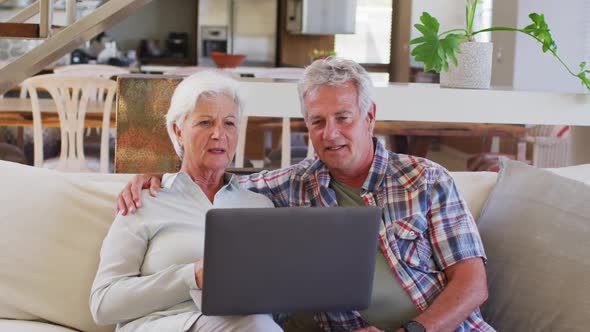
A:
[165, 71, 243, 159]
[297, 57, 375, 120]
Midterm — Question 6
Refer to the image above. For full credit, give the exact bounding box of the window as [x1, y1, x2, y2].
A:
[473, 0, 494, 43]
[334, 0, 392, 64]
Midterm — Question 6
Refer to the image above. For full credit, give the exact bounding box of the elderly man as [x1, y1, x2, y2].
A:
[117, 57, 493, 332]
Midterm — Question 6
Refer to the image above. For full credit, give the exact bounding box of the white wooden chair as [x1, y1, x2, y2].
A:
[22, 74, 116, 173]
[243, 67, 307, 168]
[234, 115, 249, 168]
[526, 125, 571, 168]
[467, 125, 571, 171]
[232, 116, 313, 169]
[54, 64, 129, 148]
[54, 64, 129, 104]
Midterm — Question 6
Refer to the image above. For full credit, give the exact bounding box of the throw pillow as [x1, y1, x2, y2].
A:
[478, 160, 590, 331]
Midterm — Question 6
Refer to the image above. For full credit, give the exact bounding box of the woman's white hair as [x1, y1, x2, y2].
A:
[297, 57, 375, 120]
[165, 70, 242, 159]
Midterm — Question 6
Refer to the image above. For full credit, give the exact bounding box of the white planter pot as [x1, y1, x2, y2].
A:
[440, 41, 493, 89]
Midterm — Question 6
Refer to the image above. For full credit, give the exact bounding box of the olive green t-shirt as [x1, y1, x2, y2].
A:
[331, 178, 419, 331]
[283, 178, 418, 332]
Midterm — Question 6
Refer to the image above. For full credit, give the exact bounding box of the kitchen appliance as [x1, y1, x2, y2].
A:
[198, 0, 277, 67]
[201, 26, 228, 57]
[166, 32, 189, 58]
[286, 0, 357, 35]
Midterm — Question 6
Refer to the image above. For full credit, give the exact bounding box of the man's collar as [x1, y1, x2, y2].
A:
[303, 138, 389, 193]
[360, 138, 389, 192]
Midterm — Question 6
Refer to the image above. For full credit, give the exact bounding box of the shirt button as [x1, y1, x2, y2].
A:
[409, 231, 416, 236]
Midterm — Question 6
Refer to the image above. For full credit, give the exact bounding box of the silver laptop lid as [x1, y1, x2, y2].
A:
[202, 207, 382, 316]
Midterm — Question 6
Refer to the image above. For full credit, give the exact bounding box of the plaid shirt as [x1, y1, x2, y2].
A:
[239, 139, 494, 332]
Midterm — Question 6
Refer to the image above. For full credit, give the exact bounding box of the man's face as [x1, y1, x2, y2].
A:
[304, 81, 375, 176]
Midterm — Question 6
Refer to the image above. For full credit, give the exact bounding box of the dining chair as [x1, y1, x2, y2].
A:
[466, 125, 571, 171]
[54, 64, 130, 160]
[54, 64, 129, 105]
[22, 74, 116, 173]
[231, 116, 294, 169]
[526, 125, 571, 168]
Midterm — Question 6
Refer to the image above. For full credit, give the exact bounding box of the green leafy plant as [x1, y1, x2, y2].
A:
[309, 49, 336, 61]
[410, 0, 590, 91]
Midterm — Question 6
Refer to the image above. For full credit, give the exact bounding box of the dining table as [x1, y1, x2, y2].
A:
[0, 97, 116, 146]
[251, 118, 527, 158]
[0, 97, 116, 127]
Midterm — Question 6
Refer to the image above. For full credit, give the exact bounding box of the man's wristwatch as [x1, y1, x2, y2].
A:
[401, 320, 426, 332]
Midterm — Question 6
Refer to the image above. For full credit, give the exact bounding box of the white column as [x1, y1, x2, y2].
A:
[66, 0, 76, 25]
[39, 0, 53, 38]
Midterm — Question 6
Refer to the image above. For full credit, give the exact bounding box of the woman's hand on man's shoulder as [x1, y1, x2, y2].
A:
[116, 173, 164, 215]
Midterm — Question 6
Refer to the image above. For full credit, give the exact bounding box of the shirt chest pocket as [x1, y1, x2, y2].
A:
[387, 215, 434, 273]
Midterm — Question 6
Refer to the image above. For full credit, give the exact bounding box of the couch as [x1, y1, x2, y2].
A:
[0, 159, 588, 332]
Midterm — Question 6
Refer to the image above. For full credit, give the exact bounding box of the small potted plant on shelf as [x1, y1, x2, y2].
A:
[410, 0, 590, 91]
[308, 49, 337, 63]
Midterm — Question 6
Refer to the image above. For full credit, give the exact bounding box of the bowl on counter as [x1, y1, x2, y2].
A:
[210, 52, 246, 68]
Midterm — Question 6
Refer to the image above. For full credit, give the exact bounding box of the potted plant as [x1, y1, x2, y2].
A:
[308, 49, 337, 63]
[410, 0, 590, 91]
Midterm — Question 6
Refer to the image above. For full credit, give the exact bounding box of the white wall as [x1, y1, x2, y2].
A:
[490, 0, 518, 88]
[513, 0, 589, 93]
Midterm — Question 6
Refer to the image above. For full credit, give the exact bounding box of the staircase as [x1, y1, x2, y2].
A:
[0, 0, 153, 94]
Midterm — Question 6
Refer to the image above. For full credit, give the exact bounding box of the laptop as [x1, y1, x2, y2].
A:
[201, 207, 382, 316]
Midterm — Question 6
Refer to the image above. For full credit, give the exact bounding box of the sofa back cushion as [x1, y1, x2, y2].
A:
[0, 161, 131, 332]
[448, 171, 497, 221]
[478, 160, 590, 331]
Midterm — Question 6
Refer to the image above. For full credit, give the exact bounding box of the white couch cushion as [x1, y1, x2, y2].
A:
[0, 161, 131, 332]
[547, 163, 590, 184]
[450, 164, 590, 222]
[0, 319, 78, 332]
[449, 171, 497, 221]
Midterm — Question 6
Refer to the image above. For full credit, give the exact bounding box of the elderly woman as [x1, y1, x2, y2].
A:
[90, 71, 282, 332]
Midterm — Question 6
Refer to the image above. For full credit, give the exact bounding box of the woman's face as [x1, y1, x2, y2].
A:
[174, 93, 239, 174]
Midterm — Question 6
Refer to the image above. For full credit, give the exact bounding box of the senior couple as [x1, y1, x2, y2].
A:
[90, 57, 494, 332]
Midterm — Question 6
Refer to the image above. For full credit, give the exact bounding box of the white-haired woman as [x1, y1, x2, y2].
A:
[90, 71, 282, 332]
